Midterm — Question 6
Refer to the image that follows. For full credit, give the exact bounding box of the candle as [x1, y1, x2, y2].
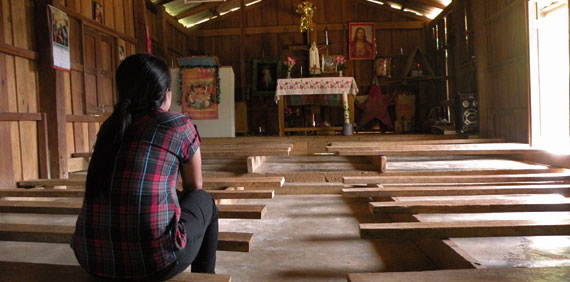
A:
[300, 66, 303, 77]
[325, 30, 329, 45]
[342, 92, 350, 124]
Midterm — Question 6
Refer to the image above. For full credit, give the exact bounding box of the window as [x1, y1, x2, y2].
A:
[529, 0, 569, 152]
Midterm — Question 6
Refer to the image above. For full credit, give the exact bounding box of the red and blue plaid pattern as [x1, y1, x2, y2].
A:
[71, 110, 200, 279]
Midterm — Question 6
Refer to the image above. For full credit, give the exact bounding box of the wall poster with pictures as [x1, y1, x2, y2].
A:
[180, 65, 220, 120]
[349, 22, 376, 60]
[48, 5, 70, 71]
[252, 58, 282, 96]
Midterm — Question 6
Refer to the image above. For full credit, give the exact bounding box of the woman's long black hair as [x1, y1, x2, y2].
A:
[87, 53, 171, 196]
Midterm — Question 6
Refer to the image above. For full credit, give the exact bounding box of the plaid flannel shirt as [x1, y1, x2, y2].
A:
[71, 110, 200, 279]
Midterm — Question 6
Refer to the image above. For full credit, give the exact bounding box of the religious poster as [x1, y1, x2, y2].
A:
[180, 66, 220, 120]
[48, 5, 70, 71]
[349, 22, 376, 60]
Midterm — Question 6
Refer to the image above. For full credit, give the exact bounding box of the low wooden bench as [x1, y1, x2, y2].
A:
[359, 219, 570, 239]
[343, 173, 570, 185]
[0, 188, 275, 199]
[18, 176, 286, 189]
[0, 261, 231, 282]
[0, 200, 267, 219]
[348, 266, 570, 282]
[368, 197, 570, 214]
[327, 143, 545, 156]
[0, 223, 253, 252]
[342, 184, 570, 197]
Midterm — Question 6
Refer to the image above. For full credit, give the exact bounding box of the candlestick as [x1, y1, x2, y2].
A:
[325, 29, 329, 45]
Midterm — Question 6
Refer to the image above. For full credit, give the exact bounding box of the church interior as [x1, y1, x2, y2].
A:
[0, 0, 570, 281]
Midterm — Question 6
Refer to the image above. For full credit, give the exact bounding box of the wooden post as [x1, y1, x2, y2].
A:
[133, 0, 149, 53]
[240, 0, 246, 102]
[35, 0, 68, 179]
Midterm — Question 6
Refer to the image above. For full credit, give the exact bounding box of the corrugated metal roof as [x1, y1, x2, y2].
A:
[155, 0, 451, 28]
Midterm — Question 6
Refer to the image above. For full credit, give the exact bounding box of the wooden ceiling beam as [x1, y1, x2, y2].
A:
[155, 0, 175, 5]
[409, 0, 447, 10]
[175, 2, 220, 20]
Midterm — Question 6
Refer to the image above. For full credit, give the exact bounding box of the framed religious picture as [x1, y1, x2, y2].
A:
[118, 44, 126, 61]
[321, 55, 339, 73]
[349, 22, 375, 60]
[93, 1, 104, 24]
[252, 58, 282, 96]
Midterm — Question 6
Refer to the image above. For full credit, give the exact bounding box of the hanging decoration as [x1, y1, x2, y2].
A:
[178, 57, 221, 120]
[296, 1, 315, 32]
[48, 5, 70, 71]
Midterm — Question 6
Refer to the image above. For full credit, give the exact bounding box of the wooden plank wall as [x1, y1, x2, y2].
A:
[0, 0, 193, 186]
[0, 0, 40, 186]
[193, 0, 428, 134]
[473, 0, 530, 142]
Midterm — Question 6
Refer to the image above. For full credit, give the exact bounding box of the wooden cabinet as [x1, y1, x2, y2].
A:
[83, 27, 116, 114]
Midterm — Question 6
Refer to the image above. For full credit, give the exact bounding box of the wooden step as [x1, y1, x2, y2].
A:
[0, 200, 267, 219]
[348, 266, 570, 282]
[0, 188, 274, 200]
[0, 261, 231, 282]
[18, 176, 285, 189]
[343, 173, 570, 184]
[359, 220, 570, 239]
[327, 143, 545, 156]
[0, 223, 252, 253]
[342, 184, 570, 197]
[368, 197, 570, 214]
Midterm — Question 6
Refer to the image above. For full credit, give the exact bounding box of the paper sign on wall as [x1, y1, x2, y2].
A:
[48, 5, 71, 71]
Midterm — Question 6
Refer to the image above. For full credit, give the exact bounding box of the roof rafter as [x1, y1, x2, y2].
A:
[175, 2, 221, 20]
[409, 0, 446, 9]
[154, 0, 175, 5]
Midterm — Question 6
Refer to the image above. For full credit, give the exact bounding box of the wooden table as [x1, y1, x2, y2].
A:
[275, 77, 359, 136]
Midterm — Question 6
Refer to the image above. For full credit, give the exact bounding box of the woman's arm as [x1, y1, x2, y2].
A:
[180, 148, 203, 191]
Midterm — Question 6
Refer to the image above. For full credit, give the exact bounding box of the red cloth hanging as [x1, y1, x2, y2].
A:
[361, 84, 394, 129]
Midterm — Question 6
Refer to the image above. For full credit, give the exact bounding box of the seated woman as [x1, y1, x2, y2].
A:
[71, 53, 218, 281]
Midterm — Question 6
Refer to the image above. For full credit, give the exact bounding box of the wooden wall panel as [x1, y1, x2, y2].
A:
[114, 0, 125, 34]
[475, 0, 529, 142]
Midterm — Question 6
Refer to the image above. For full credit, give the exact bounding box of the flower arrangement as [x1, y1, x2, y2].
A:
[335, 55, 346, 71]
[283, 56, 296, 78]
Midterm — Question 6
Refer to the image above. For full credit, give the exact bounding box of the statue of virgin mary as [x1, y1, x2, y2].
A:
[309, 41, 321, 75]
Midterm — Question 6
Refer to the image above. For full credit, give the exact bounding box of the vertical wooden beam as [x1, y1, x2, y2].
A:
[37, 113, 50, 179]
[240, 0, 246, 102]
[35, 0, 68, 178]
[157, 5, 168, 60]
[133, 0, 149, 53]
[0, 0, 15, 187]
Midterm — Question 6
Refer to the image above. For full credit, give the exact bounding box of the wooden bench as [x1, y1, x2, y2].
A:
[329, 138, 505, 147]
[18, 176, 286, 189]
[343, 173, 570, 185]
[359, 219, 570, 239]
[0, 223, 253, 252]
[342, 184, 570, 197]
[348, 266, 570, 282]
[368, 197, 570, 214]
[327, 143, 545, 156]
[0, 261, 231, 282]
[0, 188, 275, 199]
[0, 200, 267, 219]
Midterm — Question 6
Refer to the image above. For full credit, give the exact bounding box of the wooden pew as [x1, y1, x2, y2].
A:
[0, 188, 275, 199]
[326, 143, 545, 156]
[0, 200, 267, 219]
[0, 261, 231, 282]
[18, 176, 286, 189]
[0, 223, 253, 253]
[329, 138, 505, 147]
[343, 173, 570, 185]
[342, 184, 570, 197]
[348, 266, 570, 282]
[368, 197, 570, 214]
[359, 219, 570, 239]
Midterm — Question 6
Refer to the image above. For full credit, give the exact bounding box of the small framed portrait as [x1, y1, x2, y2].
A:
[349, 22, 376, 60]
[252, 58, 282, 96]
[93, 1, 104, 24]
[321, 55, 339, 73]
[374, 57, 391, 77]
